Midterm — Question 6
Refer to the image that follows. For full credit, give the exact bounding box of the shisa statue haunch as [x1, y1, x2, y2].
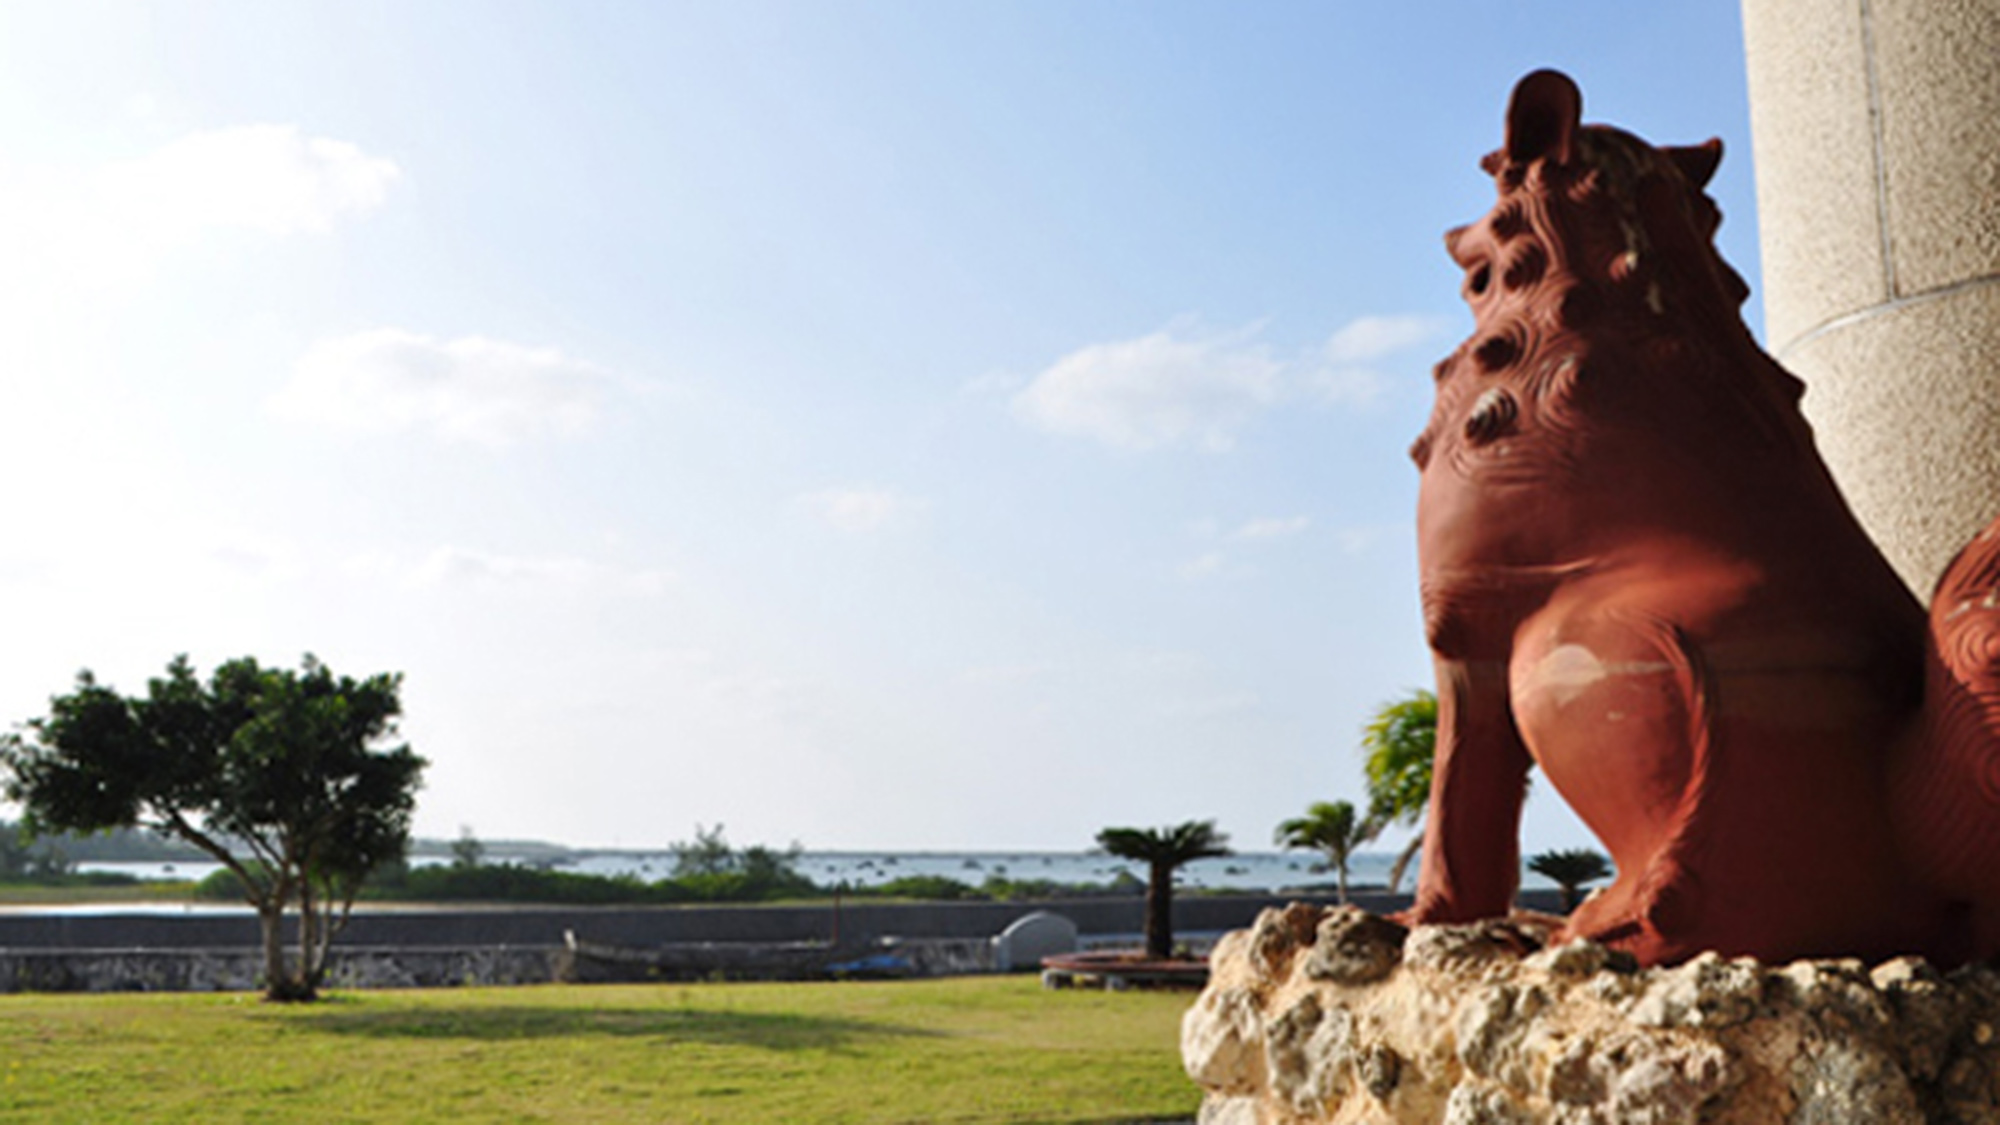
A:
[1405, 69, 2000, 968]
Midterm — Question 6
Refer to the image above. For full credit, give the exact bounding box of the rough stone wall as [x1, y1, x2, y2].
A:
[0, 937, 998, 993]
[0, 893, 1413, 952]
[1183, 904, 2000, 1124]
[0, 946, 563, 993]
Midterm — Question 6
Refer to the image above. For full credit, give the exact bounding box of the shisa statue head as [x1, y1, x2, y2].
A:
[1412, 70, 1807, 484]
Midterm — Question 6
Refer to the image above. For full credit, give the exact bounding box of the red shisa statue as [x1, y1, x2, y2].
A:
[1405, 69, 2000, 968]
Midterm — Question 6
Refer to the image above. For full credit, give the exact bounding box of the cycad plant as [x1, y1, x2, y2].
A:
[1527, 848, 1614, 912]
[1095, 820, 1231, 959]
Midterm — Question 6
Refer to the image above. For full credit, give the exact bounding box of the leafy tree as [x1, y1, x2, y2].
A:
[1360, 690, 1437, 894]
[451, 825, 486, 869]
[664, 825, 815, 900]
[1095, 820, 1230, 960]
[670, 823, 736, 878]
[0, 821, 71, 881]
[2, 655, 425, 1002]
[1274, 800, 1375, 904]
[1528, 848, 1614, 912]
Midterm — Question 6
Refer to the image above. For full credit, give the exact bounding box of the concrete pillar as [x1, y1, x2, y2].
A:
[1742, 0, 2000, 596]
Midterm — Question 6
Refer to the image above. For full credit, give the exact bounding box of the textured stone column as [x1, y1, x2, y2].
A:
[1742, 0, 2000, 595]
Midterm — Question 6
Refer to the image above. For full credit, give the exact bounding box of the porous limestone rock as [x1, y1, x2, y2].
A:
[1182, 905, 2000, 1124]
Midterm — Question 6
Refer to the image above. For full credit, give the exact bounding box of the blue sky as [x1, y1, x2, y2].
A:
[0, 2, 1759, 854]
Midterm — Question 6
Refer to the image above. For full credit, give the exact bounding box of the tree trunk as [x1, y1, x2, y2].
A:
[257, 904, 308, 1002]
[301, 879, 355, 995]
[1145, 860, 1173, 960]
[298, 881, 321, 997]
[1337, 859, 1350, 905]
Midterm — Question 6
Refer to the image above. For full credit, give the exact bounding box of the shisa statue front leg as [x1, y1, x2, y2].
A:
[1405, 653, 1534, 924]
[1506, 597, 1712, 963]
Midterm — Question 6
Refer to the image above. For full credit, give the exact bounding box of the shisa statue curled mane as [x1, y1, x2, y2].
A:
[1406, 69, 2000, 967]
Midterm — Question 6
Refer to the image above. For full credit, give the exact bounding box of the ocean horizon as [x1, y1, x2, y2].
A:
[84, 848, 1566, 893]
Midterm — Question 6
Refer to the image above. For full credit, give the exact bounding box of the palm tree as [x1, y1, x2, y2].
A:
[1528, 848, 1614, 912]
[1274, 800, 1375, 903]
[1360, 689, 1437, 894]
[1095, 820, 1231, 960]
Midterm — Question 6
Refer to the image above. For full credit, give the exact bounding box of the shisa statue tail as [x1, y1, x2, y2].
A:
[1895, 515, 2000, 951]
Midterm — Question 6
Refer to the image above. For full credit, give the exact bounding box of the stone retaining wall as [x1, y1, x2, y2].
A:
[0, 892, 1577, 994]
[0, 892, 1429, 951]
[0, 946, 563, 994]
[0, 939, 1002, 993]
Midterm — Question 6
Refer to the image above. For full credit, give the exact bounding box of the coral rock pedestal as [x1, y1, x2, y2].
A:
[1183, 905, 2000, 1124]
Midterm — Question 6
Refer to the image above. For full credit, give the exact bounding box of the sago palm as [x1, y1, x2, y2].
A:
[1095, 820, 1231, 959]
[1528, 848, 1614, 912]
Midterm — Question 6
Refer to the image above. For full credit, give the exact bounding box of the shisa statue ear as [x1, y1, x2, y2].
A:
[1666, 139, 1724, 188]
[1505, 69, 1582, 167]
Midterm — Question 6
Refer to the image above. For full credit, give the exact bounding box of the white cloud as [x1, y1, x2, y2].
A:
[98, 124, 399, 238]
[1014, 315, 1448, 450]
[1324, 315, 1450, 364]
[800, 487, 919, 532]
[1231, 516, 1310, 541]
[1178, 551, 1229, 581]
[0, 124, 398, 295]
[1012, 328, 1281, 451]
[411, 548, 597, 589]
[272, 329, 614, 447]
[1176, 516, 1309, 581]
[1306, 314, 1452, 408]
[349, 546, 672, 595]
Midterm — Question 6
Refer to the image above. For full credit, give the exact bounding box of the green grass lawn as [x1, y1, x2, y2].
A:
[0, 976, 1199, 1124]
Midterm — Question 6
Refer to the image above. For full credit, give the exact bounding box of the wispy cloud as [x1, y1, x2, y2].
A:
[955, 661, 1061, 686]
[1011, 327, 1281, 451]
[1178, 550, 1229, 581]
[959, 370, 1027, 397]
[1324, 314, 1449, 364]
[1332, 523, 1410, 556]
[1013, 314, 1447, 451]
[1305, 314, 1453, 407]
[349, 546, 672, 595]
[799, 487, 921, 532]
[271, 329, 616, 448]
[206, 529, 304, 581]
[1179, 514, 1311, 581]
[1230, 516, 1310, 541]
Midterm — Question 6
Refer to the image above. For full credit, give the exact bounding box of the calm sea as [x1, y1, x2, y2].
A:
[81, 849, 1561, 892]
